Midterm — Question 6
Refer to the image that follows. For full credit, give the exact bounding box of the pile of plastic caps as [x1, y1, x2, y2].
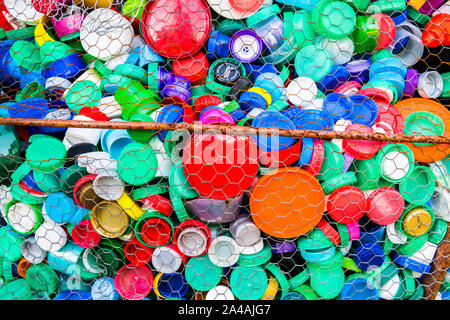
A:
[0, 0, 449, 300]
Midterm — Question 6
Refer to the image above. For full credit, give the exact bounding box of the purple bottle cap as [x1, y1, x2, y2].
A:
[161, 75, 192, 102]
[229, 29, 263, 63]
[158, 67, 174, 92]
[419, 0, 444, 15]
[403, 68, 418, 97]
[270, 241, 297, 254]
[345, 59, 372, 76]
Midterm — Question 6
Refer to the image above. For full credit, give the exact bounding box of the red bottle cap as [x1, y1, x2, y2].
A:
[303, 138, 325, 177]
[140, 194, 173, 217]
[259, 139, 302, 168]
[376, 103, 404, 134]
[327, 186, 368, 224]
[124, 238, 154, 265]
[194, 94, 223, 114]
[79, 107, 109, 122]
[71, 220, 101, 249]
[373, 13, 396, 50]
[161, 96, 195, 123]
[367, 187, 405, 225]
[342, 123, 382, 160]
[316, 218, 341, 246]
[172, 51, 209, 83]
[173, 219, 212, 257]
[140, 0, 212, 59]
[229, 0, 263, 12]
[422, 13, 450, 48]
[182, 133, 259, 200]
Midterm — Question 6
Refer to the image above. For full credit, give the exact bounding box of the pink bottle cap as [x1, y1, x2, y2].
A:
[115, 264, 154, 300]
[346, 221, 360, 241]
[52, 13, 85, 38]
[200, 108, 235, 124]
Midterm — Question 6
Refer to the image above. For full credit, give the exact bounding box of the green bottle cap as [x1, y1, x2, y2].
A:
[406, 6, 431, 25]
[298, 228, 334, 251]
[122, 0, 146, 19]
[237, 242, 272, 267]
[265, 263, 290, 295]
[375, 143, 415, 183]
[342, 256, 362, 272]
[127, 112, 155, 144]
[26, 263, 60, 294]
[147, 62, 159, 93]
[65, 80, 102, 113]
[117, 142, 158, 186]
[246, 4, 281, 29]
[315, 0, 357, 40]
[294, 44, 333, 82]
[15, 81, 45, 101]
[134, 211, 174, 248]
[40, 41, 75, 68]
[396, 234, 429, 257]
[317, 141, 345, 181]
[399, 165, 436, 205]
[403, 111, 446, 147]
[320, 171, 357, 194]
[9, 40, 41, 72]
[131, 183, 170, 201]
[292, 10, 316, 48]
[343, 0, 370, 11]
[185, 255, 223, 291]
[33, 170, 61, 193]
[6, 26, 35, 40]
[351, 14, 379, 54]
[114, 63, 148, 86]
[216, 19, 247, 37]
[59, 164, 89, 198]
[349, 157, 381, 190]
[93, 59, 111, 77]
[230, 265, 268, 300]
[168, 161, 199, 200]
[2, 260, 14, 281]
[0, 226, 24, 261]
[371, 49, 395, 63]
[291, 284, 319, 300]
[368, 0, 407, 14]
[288, 269, 310, 289]
[309, 263, 345, 299]
[25, 135, 66, 173]
[169, 190, 191, 222]
[100, 74, 132, 93]
[409, 281, 424, 300]
[441, 72, 450, 98]
[428, 218, 447, 245]
[0, 279, 34, 300]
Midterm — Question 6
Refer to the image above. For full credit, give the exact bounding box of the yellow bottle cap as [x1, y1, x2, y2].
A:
[402, 207, 433, 237]
[260, 276, 279, 300]
[247, 86, 272, 106]
[117, 193, 145, 220]
[91, 200, 130, 238]
[34, 17, 55, 47]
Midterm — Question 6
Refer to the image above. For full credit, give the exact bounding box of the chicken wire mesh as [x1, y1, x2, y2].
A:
[0, 0, 448, 301]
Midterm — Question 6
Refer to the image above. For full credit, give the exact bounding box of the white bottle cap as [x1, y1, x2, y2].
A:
[230, 215, 261, 247]
[206, 285, 235, 300]
[97, 96, 123, 119]
[386, 222, 408, 244]
[0, 185, 12, 220]
[208, 236, 240, 267]
[7, 202, 40, 234]
[45, 77, 72, 92]
[177, 226, 208, 257]
[80, 8, 134, 61]
[429, 187, 450, 221]
[247, 107, 264, 119]
[340, 240, 353, 256]
[93, 171, 125, 201]
[409, 241, 438, 265]
[417, 71, 444, 99]
[378, 274, 401, 300]
[151, 246, 184, 274]
[237, 238, 265, 255]
[20, 237, 47, 264]
[63, 115, 103, 149]
[154, 152, 173, 178]
[286, 77, 317, 106]
[35, 220, 67, 252]
[317, 36, 354, 65]
[380, 151, 410, 181]
[4, 0, 43, 24]
[387, 22, 424, 66]
[77, 151, 116, 175]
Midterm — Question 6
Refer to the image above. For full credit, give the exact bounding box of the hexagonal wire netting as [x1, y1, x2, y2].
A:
[0, 0, 449, 301]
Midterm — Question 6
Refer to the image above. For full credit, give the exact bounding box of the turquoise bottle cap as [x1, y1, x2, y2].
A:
[25, 135, 66, 173]
[185, 255, 223, 291]
[117, 142, 158, 186]
[230, 265, 268, 300]
[294, 45, 333, 81]
[65, 80, 102, 113]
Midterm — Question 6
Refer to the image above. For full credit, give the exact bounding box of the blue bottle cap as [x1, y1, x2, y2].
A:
[317, 65, 350, 93]
[370, 71, 405, 97]
[358, 225, 386, 246]
[238, 90, 268, 113]
[45, 192, 86, 225]
[91, 277, 119, 300]
[353, 243, 385, 271]
[297, 137, 314, 167]
[2, 48, 24, 84]
[157, 273, 189, 299]
[323, 92, 353, 122]
[140, 45, 166, 66]
[291, 109, 334, 131]
[345, 59, 371, 82]
[340, 276, 379, 300]
[54, 290, 93, 300]
[161, 75, 192, 102]
[207, 30, 231, 60]
[392, 253, 432, 274]
[22, 171, 44, 193]
[369, 57, 408, 79]
[7, 98, 49, 119]
[392, 10, 407, 25]
[214, 59, 242, 85]
[156, 104, 184, 141]
[251, 110, 296, 152]
[347, 94, 378, 126]
[245, 63, 280, 80]
[20, 71, 45, 90]
[254, 72, 284, 102]
[158, 67, 173, 92]
[43, 54, 87, 82]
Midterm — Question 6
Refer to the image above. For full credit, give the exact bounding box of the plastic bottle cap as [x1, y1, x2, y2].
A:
[401, 206, 434, 237]
[250, 167, 325, 238]
[185, 255, 223, 291]
[91, 277, 119, 300]
[317, 0, 357, 40]
[208, 236, 240, 267]
[295, 45, 333, 82]
[115, 264, 153, 300]
[229, 29, 263, 63]
[417, 71, 444, 98]
[20, 237, 47, 264]
[230, 265, 268, 300]
[6, 201, 42, 235]
[327, 186, 368, 224]
[34, 220, 67, 252]
[141, 0, 211, 59]
[151, 245, 185, 274]
[205, 285, 235, 300]
[341, 273, 379, 300]
[91, 201, 130, 238]
[117, 142, 158, 186]
[367, 187, 405, 225]
[343, 124, 383, 160]
[172, 51, 209, 83]
[380, 151, 410, 181]
[80, 8, 134, 61]
[286, 76, 317, 106]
